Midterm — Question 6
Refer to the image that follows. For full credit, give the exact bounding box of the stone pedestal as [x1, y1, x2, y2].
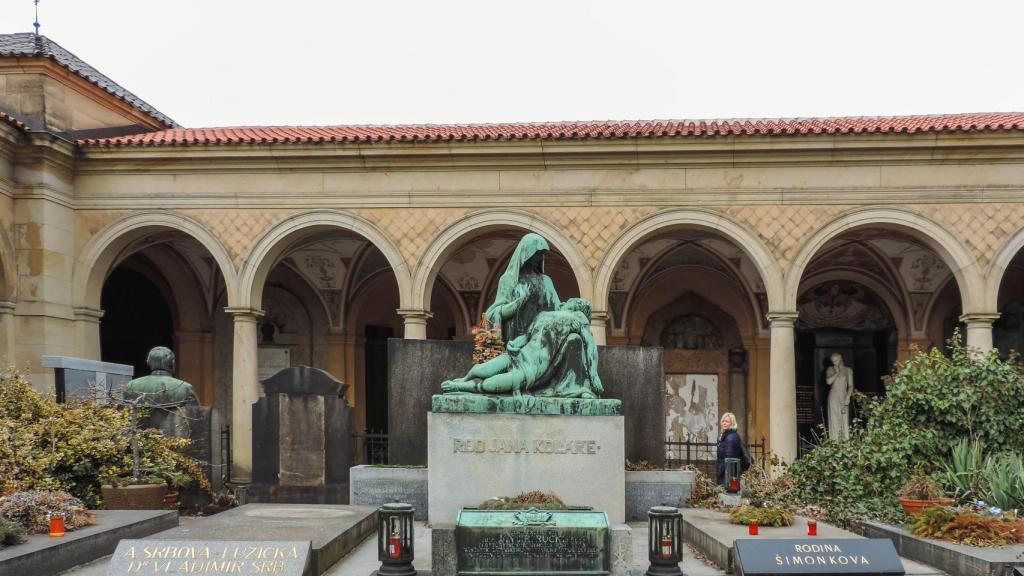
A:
[427, 411, 625, 524]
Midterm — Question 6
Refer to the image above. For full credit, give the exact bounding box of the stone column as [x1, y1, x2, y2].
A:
[226, 307, 263, 484]
[767, 312, 799, 464]
[960, 313, 1000, 353]
[73, 307, 104, 360]
[0, 301, 14, 362]
[397, 309, 432, 340]
[590, 311, 608, 346]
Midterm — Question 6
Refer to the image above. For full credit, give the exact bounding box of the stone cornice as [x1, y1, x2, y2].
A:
[68, 186, 1024, 211]
[0, 59, 169, 131]
[75, 131, 1024, 174]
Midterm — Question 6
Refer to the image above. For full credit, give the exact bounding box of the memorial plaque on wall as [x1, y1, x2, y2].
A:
[796, 385, 816, 425]
[107, 540, 312, 576]
[456, 509, 608, 574]
[733, 538, 904, 575]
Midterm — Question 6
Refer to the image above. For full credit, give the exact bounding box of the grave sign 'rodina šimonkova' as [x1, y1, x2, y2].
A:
[428, 233, 626, 528]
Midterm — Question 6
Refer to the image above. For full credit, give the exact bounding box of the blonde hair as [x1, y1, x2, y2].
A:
[720, 412, 738, 431]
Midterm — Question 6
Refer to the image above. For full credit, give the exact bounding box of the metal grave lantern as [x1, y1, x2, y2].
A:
[376, 502, 416, 576]
[646, 506, 683, 576]
[725, 457, 742, 493]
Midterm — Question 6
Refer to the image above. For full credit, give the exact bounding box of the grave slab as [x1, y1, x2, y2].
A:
[0, 510, 177, 576]
[149, 504, 376, 575]
[855, 520, 1024, 576]
[682, 508, 945, 576]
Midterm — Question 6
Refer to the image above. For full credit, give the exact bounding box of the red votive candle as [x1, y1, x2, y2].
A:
[49, 514, 65, 537]
[388, 533, 401, 558]
[729, 477, 740, 492]
[808, 519, 818, 536]
[748, 519, 759, 536]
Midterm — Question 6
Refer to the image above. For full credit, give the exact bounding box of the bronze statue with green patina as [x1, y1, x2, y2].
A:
[123, 346, 199, 406]
[440, 234, 612, 411]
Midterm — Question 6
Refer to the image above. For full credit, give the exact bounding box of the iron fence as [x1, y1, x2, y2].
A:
[664, 436, 766, 478]
[353, 429, 389, 465]
[220, 424, 232, 484]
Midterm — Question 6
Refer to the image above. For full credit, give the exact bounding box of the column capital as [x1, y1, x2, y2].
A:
[396, 308, 433, 322]
[590, 310, 609, 325]
[766, 311, 799, 327]
[959, 312, 1001, 326]
[73, 306, 104, 323]
[0, 301, 15, 314]
[225, 307, 265, 322]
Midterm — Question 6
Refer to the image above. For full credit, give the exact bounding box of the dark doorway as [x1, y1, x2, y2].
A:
[795, 328, 896, 450]
[364, 324, 394, 433]
[100, 267, 175, 377]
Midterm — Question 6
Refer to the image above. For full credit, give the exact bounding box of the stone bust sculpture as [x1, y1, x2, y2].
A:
[825, 352, 853, 440]
[123, 346, 199, 406]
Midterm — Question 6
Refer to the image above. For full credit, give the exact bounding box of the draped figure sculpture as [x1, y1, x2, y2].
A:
[826, 352, 854, 440]
[484, 233, 561, 345]
[440, 233, 611, 408]
[442, 298, 603, 399]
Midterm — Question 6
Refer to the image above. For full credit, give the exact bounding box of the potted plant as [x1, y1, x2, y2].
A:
[898, 473, 954, 517]
[100, 397, 203, 510]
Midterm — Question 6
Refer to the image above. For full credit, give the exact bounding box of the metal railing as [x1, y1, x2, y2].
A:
[664, 436, 766, 478]
[220, 424, 232, 484]
[353, 429, 389, 465]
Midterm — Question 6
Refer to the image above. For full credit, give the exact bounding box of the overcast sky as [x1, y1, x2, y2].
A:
[7, 0, 1023, 128]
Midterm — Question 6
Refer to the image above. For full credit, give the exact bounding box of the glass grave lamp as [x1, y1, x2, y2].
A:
[375, 502, 416, 576]
[725, 457, 742, 493]
[646, 506, 683, 576]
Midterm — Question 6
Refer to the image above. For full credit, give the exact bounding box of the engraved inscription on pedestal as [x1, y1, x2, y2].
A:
[456, 509, 608, 574]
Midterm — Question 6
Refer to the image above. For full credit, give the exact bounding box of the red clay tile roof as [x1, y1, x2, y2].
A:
[0, 111, 30, 133]
[79, 113, 1024, 147]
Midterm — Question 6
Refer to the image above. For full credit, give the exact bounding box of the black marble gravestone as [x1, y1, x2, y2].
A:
[733, 539, 904, 576]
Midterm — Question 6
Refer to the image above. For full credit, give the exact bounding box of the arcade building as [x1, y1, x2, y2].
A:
[2, 32, 1024, 481]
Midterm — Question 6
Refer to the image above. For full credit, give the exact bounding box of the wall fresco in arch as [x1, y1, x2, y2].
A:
[665, 373, 719, 452]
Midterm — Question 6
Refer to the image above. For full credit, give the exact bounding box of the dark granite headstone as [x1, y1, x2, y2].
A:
[598, 345, 665, 466]
[387, 339, 664, 466]
[733, 539, 904, 576]
[145, 405, 221, 492]
[107, 540, 312, 576]
[251, 367, 352, 501]
[387, 338, 473, 465]
[456, 509, 608, 575]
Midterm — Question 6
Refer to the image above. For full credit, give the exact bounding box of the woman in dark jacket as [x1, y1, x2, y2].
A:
[716, 412, 746, 486]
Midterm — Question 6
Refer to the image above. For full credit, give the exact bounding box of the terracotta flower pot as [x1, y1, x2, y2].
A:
[102, 483, 167, 510]
[898, 497, 955, 517]
[163, 490, 180, 509]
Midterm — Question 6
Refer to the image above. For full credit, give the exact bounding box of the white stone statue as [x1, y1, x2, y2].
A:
[825, 352, 854, 440]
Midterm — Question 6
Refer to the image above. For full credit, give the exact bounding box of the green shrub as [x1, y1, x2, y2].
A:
[784, 334, 1024, 527]
[0, 517, 25, 548]
[0, 365, 206, 507]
